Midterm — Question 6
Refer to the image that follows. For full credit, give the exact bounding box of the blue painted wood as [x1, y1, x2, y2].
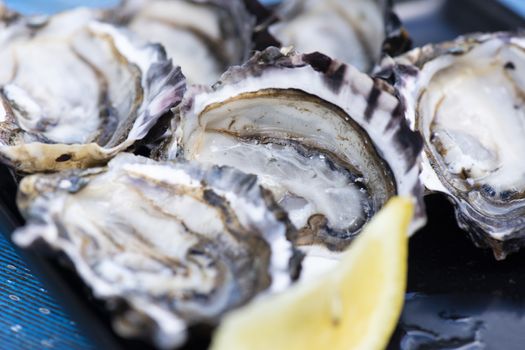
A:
[4, 0, 118, 14]
[0, 223, 93, 350]
[499, 0, 525, 17]
[4, 0, 279, 15]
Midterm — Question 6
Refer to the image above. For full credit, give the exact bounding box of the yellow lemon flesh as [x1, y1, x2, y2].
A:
[211, 197, 413, 350]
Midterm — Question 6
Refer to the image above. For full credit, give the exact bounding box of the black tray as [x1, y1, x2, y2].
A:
[2, 0, 525, 349]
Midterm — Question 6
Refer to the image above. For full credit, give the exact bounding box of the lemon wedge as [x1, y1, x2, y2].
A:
[211, 197, 413, 350]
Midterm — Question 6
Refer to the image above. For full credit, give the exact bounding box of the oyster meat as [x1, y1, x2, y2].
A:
[161, 47, 425, 276]
[268, 0, 398, 72]
[381, 32, 525, 258]
[0, 8, 185, 173]
[13, 152, 298, 348]
[112, 0, 255, 85]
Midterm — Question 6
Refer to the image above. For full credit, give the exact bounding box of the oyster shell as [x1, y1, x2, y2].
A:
[112, 0, 255, 85]
[13, 152, 298, 348]
[0, 8, 185, 173]
[267, 0, 406, 72]
[379, 32, 525, 259]
[160, 47, 425, 276]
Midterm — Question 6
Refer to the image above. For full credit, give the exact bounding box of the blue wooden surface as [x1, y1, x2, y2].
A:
[499, 0, 525, 17]
[0, 222, 92, 350]
[5, 0, 279, 15]
[4, 0, 118, 14]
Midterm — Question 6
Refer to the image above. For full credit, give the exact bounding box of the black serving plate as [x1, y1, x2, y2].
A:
[1, 0, 525, 349]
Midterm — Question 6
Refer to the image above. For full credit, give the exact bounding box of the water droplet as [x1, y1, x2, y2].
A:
[9, 295, 20, 301]
[39, 307, 51, 315]
[6, 264, 16, 270]
[10, 324, 22, 332]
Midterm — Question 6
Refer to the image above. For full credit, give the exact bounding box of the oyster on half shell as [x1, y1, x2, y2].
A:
[13, 153, 298, 349]
[112, 0, 255, 85]
[0, 8, 185, 173]
[380, 32, 525, 259]
[268, 0, 408, 73]
[160, 47, 425, 276]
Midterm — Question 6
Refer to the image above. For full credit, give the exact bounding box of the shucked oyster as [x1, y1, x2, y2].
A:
[268, 0, 408, 73]
[380, 32, 525, 258]
[13, 153, 298, 348]
[113, 0, 255, 85]
[0, 8, 185, 173]
[160, 47, 425, 275]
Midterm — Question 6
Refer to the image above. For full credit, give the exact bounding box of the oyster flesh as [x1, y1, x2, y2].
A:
[380, 32, 525, 259]
[13, 153, 298, 348]
[112, 0, 255, 85]
[268, 0, 403, 72]
[0, 8, 185, 173]
[162, 47, 425, 275]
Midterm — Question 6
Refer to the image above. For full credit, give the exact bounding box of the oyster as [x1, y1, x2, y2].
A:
[13, 153, 298, 348]
[267, 0, 408, 72]
[0, 8, 185, 173]
[380, 32, 525, 259]
[161, 47, 425, 275]
[113, 0, 255, 85]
